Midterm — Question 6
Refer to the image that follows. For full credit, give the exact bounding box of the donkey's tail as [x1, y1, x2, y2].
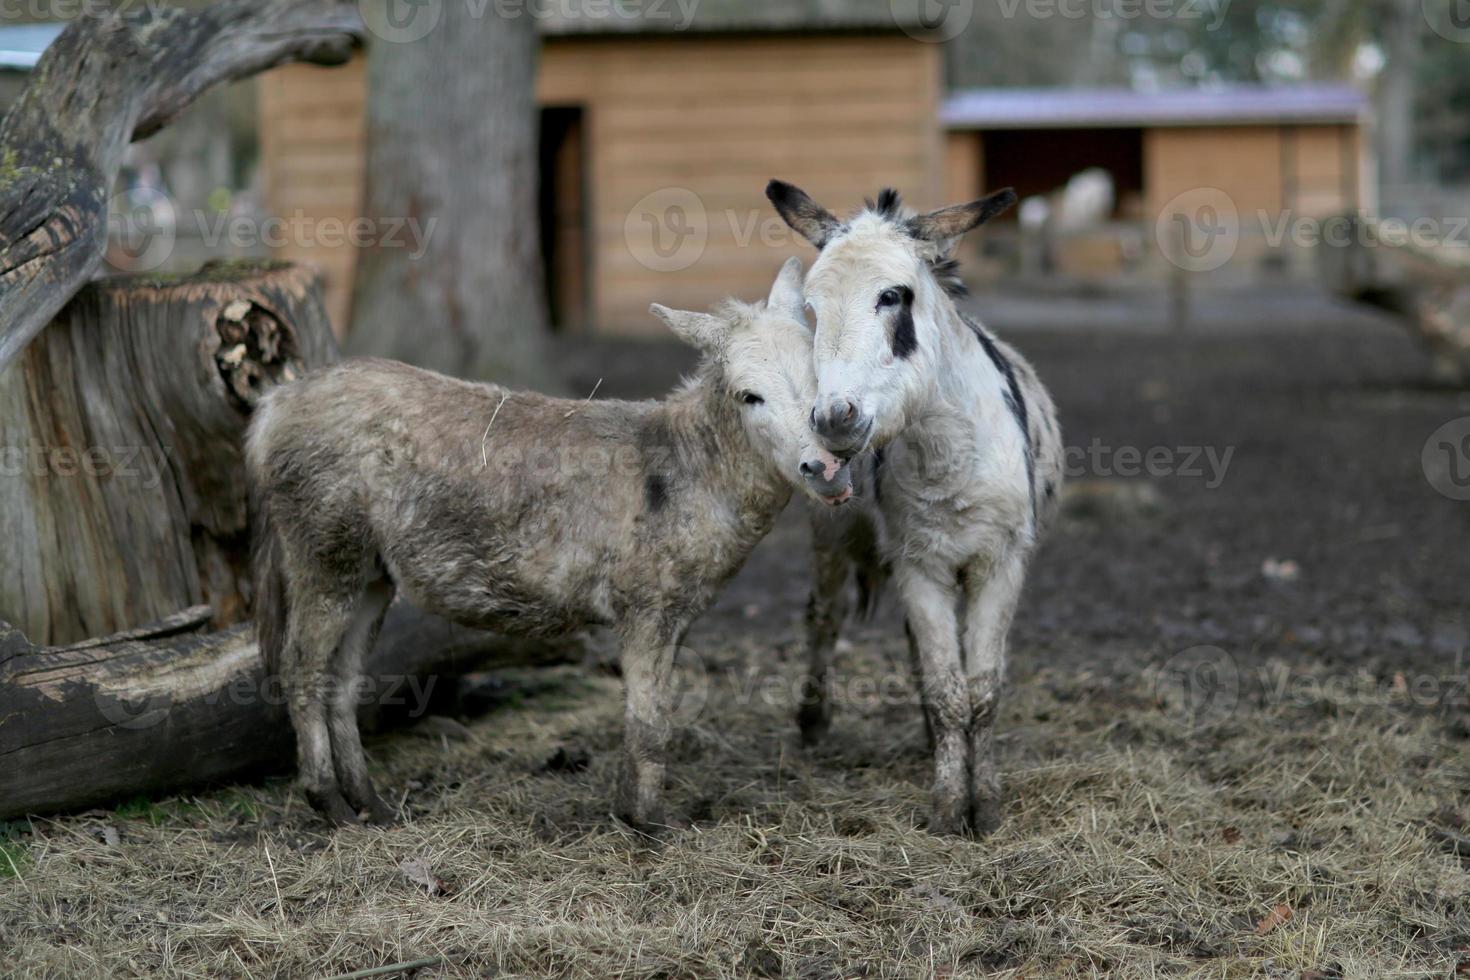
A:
[248, 476, 289, 678]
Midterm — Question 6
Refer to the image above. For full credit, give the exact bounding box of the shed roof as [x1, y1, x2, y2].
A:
[0, 23, 63, 70]
[942, 85, 1370, 130]
[536, 0, 921, 35]
[0, 4, 919, 72]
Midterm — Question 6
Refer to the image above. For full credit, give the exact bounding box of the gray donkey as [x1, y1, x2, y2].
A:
[767, 181, 1064, 836]
[246, 258, 852, 830]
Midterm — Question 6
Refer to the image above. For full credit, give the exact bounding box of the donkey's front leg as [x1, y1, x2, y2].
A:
[962, 550, 1028, 836]
[798, 512, 852, 745]
[895, 562, 969, 835]
[614, 616, 683, 833]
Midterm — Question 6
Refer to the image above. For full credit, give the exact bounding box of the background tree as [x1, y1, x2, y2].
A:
[347, 4, 556, 388]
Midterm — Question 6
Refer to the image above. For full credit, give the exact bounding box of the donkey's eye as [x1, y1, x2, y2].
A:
[877, 288, 902, 308]
[740, 392, 765, 406]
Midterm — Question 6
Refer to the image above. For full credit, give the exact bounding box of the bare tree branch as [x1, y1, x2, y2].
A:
[0, 0, 364, 373]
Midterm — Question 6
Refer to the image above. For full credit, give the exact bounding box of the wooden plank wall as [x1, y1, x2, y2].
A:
[258, 34, 944, 338]
[258, 61, 367, 336]
[1145, 123, 1361, 235]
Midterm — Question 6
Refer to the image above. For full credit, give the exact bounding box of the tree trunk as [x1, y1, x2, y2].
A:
[0, 606, 583, 821]
[1376, 0, 1422, 199]
[0, 262, 338, 646]
[346, 2, 557, 389]
[0, 0, 362, 374]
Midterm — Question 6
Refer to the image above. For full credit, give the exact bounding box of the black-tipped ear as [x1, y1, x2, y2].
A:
[766, 179, 842, 249]
[906, 188, 1017, 244]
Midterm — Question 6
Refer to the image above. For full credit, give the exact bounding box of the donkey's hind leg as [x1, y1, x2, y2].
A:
[326, 578, 396, 825]
[798, 511, 854, 745]
[282, 593, 360, 825]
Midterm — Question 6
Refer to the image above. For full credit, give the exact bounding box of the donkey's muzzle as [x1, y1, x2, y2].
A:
[800, 453, 854, 506]
[810, 399, 872, 456]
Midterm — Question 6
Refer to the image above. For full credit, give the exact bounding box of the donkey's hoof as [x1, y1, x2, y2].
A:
[307, 788, 359, 827]
[613, 803, 681, 841]
[968, 796, 1004, 838]
[927, 801, 972, 838]
[359, 797, 400, 827]
[796, 703, 832, 746]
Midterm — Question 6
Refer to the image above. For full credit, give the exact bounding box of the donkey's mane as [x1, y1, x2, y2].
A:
[858, 188, 969, 300]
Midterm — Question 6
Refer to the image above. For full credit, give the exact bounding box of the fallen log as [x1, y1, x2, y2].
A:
[1320, 213, 1470, 383]
[0, 261, 339, 645]
[0, 607, 583, 821]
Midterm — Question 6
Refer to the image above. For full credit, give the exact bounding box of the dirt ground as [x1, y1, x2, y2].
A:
[4, 284, 1470, 978]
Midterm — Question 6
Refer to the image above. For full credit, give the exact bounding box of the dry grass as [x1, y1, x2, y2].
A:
[3, 627, 1469, 979]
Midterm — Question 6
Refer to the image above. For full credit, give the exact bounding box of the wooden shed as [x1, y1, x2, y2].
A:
[257, 12, 945, 336]
[942, 85, 1373, 231]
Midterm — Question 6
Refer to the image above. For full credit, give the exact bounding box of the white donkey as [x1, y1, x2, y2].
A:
[768, 181, 1064, 835]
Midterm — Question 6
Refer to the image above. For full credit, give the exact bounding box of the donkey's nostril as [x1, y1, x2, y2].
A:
[799, 459, 821, 478]
[840, 400, 856, 422]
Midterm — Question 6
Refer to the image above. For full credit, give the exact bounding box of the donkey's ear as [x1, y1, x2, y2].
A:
[906, 188, 1017, 257]
[650, 304, 728, 351]
[766, 256, 806, 320]
[766, 179, 841, 249]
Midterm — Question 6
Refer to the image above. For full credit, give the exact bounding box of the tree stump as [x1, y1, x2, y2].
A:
[0, 262, 338, 645]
